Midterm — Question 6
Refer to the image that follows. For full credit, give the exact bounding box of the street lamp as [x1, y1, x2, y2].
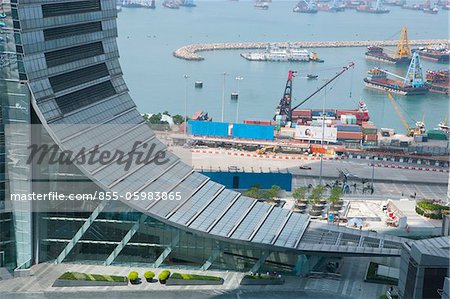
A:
[183, 74, 189, 135]
[221, 72, 228, 122]
[235, 76, 243, 123]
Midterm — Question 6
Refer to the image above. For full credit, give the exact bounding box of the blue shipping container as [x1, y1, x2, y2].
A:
[336, 125, 362, 132]
[188, 120, 229, 138]
[232, 123, 274, 140]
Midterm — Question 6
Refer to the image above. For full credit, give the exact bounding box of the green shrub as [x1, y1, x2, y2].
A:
[128, 271, 139, 281]
[158, 270, 170, 281]
[144, 271, 155, 279]
[170, 272, 221, 281]
[58, 272, 127, 282]
[415, 200, 448, 219]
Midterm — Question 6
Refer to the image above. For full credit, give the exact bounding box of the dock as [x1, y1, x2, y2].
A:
[173, 39, 450, 61]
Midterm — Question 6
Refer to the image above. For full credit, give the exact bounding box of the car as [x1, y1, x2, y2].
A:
[299, 165, 312, 170]
[228, 166, 240, 171]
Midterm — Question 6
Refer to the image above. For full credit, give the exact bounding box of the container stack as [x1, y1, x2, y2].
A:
[340, 114, 357, 125]
[362, 121, 378, 146]
[336, 124, 362, 142]
[243, 120, 273, 126]
[292, 110, 312, 125]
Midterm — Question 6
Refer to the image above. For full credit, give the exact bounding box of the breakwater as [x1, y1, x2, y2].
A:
[173, 39, 450, 61]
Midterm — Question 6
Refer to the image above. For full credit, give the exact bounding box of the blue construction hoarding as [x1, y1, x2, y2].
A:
[188, 120, 229, 138]
[232, 123, 274, 140]
[201, 171, 292, 191]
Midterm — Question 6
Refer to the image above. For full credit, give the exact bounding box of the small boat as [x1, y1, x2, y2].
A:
[195, 81, 203, 88]
[307, 74, 318, 79]
[163, 0, 180, 8]
[254, 1, 269, 9]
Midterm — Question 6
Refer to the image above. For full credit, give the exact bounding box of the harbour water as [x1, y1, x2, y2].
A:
[116, 1, 449, 133]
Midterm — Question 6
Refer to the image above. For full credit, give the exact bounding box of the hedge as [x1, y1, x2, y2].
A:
[416, 200, 450, 219]
[243, 274, 277, 280]
[58, 272, 127, 283]
[158, 270, 171, 281]
[170, 273, 222, 281]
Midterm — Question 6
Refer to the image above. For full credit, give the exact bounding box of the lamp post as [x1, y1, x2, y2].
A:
[235, 76, 243, 123]
[183, 74, 190, 135]
[221, 72, 228, 122]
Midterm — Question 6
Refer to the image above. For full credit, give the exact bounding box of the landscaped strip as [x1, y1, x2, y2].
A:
[240, 274, 285, 285]
[166, 272, 224, 285]
[53, 272, 128, 287]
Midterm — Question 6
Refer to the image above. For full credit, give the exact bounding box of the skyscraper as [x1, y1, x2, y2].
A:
[0, 0, 403, 275]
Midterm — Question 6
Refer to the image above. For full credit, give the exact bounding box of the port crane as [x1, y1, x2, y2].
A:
[376, 52, 425, 88]
[274, 62, 355, 122]
[386, 91, 425, 136]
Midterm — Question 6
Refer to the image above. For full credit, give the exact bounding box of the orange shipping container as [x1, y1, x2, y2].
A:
[337, 131, 362, 140]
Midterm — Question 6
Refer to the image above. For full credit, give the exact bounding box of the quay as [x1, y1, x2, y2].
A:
[173, 39, 450, 61]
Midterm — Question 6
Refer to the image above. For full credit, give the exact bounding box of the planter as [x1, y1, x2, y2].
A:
[159, 279, 167, 284]
[129, 279, 141, 285]
[166, 278, 224, 286]
[53, 279, 128, 287]
[312, 204, 326, 210]
[295, 204, 307, 209]
[146, 278, 157, 283]
[309, 210, 322, 216]
[240, 277, 284, 285]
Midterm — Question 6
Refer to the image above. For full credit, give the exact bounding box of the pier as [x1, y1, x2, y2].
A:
[173, 39, 450, 61]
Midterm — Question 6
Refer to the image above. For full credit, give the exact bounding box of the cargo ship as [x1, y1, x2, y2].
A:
[293, 0, 318, 13]
[241, 45, 324, 62]
[412, 45, 450, 62]
[179, 0, 196, 7]
[122, 0, 155, 8]
[365, 27, 412, 65]
[254, 1, 269, 9]
[363, 68, 429, 95]
[426, 70, 449, 95]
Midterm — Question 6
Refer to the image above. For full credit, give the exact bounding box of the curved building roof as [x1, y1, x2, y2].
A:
[17, 0, 404, 257]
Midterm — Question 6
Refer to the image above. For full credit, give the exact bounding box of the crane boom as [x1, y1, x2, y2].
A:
[291, 62, 355, 112]
[376, 67, 405, 80]
[386, 91, 410, 132]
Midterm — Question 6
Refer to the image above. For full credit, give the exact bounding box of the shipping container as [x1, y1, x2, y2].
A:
[311, 109, 337, 118]
[188, 120, 229, 138]
[243, 120, 273, 126]
[292, 109, 312, 118]
[337, 131, 362, 140]
[335, 124, 362, 132]
[364, 133, 378, 141]
[232, 123, 274, 140]
[427, 129, 448, 140]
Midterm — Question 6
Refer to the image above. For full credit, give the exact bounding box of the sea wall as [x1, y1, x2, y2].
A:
[173, 39, 450, 61]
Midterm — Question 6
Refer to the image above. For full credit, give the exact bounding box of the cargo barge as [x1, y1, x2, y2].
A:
[365, 27, 412, 65]
[412, 45, 450, 62]
[426, 70, 449, 95]
[363, 68, 429, 95]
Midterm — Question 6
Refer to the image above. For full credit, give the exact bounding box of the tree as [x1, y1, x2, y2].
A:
[243, 186, 262, 199]
[309, 185, 325, 205]
[293, 187, 308, 200]
[262, 185, 281, 200]
[328, 186, 343, 205]
[172, 114, 185, 125]
[162, 110, 171, 116]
